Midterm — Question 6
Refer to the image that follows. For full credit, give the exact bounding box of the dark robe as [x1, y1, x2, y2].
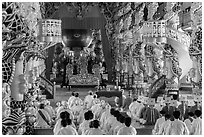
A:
[178, 103, 189, 120]
[140, 105, 148, 119]
[143, 107, 160, 125]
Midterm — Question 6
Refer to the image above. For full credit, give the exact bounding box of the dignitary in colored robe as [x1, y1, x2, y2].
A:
[152, 110, 166, 135]
[86, 120, 105, 135]
[158, 114, 172, 135]
[166, 111, 189, 135]
[190, 110, 202, 135]
[178, 96, 189, 120]
[184, 112, 195, 133]
[56, 119, 78, 135]
[35, 103, 51, 128]
[143, 99, 159, 125]
[117, 117, 137, 135]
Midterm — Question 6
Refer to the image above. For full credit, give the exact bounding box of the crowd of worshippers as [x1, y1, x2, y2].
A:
[31, 90, 202, 135]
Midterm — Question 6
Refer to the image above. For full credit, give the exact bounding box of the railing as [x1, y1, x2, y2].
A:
[149, 75, 166, 98]
[39, 75, 55, 99]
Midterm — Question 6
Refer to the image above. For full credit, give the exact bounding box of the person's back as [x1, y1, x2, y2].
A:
[87, 120, 104, 135]
[117, 117, 137, 135]
[166, 111, 189, 135]
[191, 110, 202, 135]
[152, 110, 166, 135]
[184, 112, 194, 133]
[158, 114, 172, 135]
[57, 119, 78, 135]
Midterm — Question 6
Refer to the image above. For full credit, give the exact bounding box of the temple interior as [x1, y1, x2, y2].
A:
[2, 2, 202, 135]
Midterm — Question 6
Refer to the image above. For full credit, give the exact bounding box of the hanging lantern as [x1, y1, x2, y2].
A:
[37, 19, 62, 43]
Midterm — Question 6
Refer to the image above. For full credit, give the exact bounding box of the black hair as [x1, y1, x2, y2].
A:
[124, 117, 132, 127]
[93, 120, 100, 128]
[89, 120, 94, 128]
[165, 114, 171, 120]
[64, 111, 70, 119]
[67, 119, 72, 125]
[173, 111, 180, 119]
[39, 103, 45, 109]
[116, 114, 122, 121]
[84, 112, 90, 120]
[160, 110, 166, 115]
[188, 112, 194, 117]
[114, 110, 120, 117]
[133, 98, 137, 102]
[60, 112, 67, 120]
[172, 94, 178, 100]
[87, 110, 94, 120]
[194, 110, 202, 117]
[119, 115, 125, 123]
[61, 119, 67, 127]
[110, 108, 115, 115]
[93, 94, 97, 98]
[71, 91, 75, 96]
[89, 92, 93, 95]
[75, 93, 79, 97]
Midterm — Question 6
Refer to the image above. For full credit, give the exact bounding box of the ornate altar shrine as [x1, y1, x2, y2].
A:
[66, 50, 101, 86]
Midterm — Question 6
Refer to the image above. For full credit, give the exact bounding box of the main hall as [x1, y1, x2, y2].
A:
[2, 2, 202, 135]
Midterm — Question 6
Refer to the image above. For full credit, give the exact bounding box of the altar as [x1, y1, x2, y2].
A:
[65, 50, 102, 87]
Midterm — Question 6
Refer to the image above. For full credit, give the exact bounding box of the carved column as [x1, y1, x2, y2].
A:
[10, 54, 24, 101]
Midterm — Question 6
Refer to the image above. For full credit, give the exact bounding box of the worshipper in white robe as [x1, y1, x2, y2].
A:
[56, 119, 78, 135]
[109, 111, 122, 135]
[34, 103, 51, 128]
[56, 101, 74, 121]
[104, 108, 117, 134]
[87, 120, 105, 135]
[100, 103, 111, 130]
[184, 112, 195, 133]
[117, 117, 137, 135]
[70, 99, 83, 119]
[67, 91, 76, 109]
[84, 90, 94, 109]
[166, 111, 189, 135]
[152, 110, 166, 135]
[77, 104, 89, 124]
[91, 100, 102, 119]
[44, 100, 55, 119]
[158, 114, 172, 135]
[113, 115, 126, 135]
[55, 102, 61, 114]
[53, 111, 70, 135]
[190, 110, 202, 135]
[78, 111, 93, 135]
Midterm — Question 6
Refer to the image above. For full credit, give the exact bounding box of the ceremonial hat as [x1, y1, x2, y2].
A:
[148, 98, 155, 105]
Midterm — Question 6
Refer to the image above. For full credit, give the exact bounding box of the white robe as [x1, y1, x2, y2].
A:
[117, 126, 137, 135]
[152, 116, 165, 135]
[44, 105, 55, 118]
[84, 95, 94, 109]
[87, 128, 105, 135]
[184, 117, 194, 133]
[67, 96, 76, 109]
[191, 117, 202, 135]
[78, 120, 90, 135]
[158, 120, 172, 135]
[56, 125, 78, 135]
[166, 119, 189, 135]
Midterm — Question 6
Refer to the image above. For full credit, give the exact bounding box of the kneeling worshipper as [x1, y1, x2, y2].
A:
[78, 111, 94, 135]
[100, 103, 111, 130]
[117, 117, 137, 135]
[56, 119, 78, 135]
[184, 112, 195, 133]
[122, 92, 133, 111]
[86, 120, 105, 135]
[152, 110, 166, 135]
[158, 114, 172, 135]
[34, 103, 51, 128]
[113, 115, 126, 135]
[191, 110, 202, 135]
[84, 90, 94, 109]
[142, 98, 159, 125]
[43, 100, 55, 120]
[67, 91, 76, 109]
[166, 111, 189, 135]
